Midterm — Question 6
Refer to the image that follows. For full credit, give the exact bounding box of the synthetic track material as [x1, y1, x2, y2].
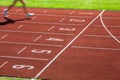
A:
[0, 7, 120, 80]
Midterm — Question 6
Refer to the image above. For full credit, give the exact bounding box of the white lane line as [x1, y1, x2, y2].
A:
[68, 15, 92, 18]
[69, 11, 75, 15]
[0, 29, 74, 36]
[92, 25, 120, 28]
[0, 56, 48, 61]
[34, 35, 42, 42]
[1, 34, 8, 39]
[17, 46, 27, 54]
[79, 12, 94, 15]
[72, 46, 120, 51]
[16, 9, 22, 12]
[83, 35, 120, 38]
[18, 20, 85, 26]
[0, 61, 8, 68]
[59, 17, 65, 22]
[103, 17, 120, 19]
[0, 11, 93, 18]
[0, 41, 63, 47]
[34, 10, 105, 78]
[17, 25, 23, 29]
[48, 26, 55, 31]
[100, 11, 120, 44]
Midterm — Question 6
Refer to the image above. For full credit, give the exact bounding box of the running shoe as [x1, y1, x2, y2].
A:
[26, 13, 35, 17]
[3, 9, 8, 17]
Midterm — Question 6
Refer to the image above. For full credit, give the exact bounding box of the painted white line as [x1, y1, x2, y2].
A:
[0, 61, 8, 68]
[103, 17, 120, 20]
[0, 29, 74, 36]
[69, 16, 91, 19]
[0, 56, 48, 61]
[0, 41, 63, 47]
[59, 17, 65, 22]
[92, 25, 120, 28]
[1, 34, 8, 39]
[19, 20, 85, 26]
[83, 34, 120, 38]
[16, 9, 22, 12]
[34, 35, 42, 42]
[79, 12, 94, 15]
[34, 10, 105, 78]
[43, 10, 48, 13]
[0, 11, 93, 18]
[48, 26, 55, 31]
[17, 25, 23, 29]
[100, 11, 120, 44]
[72, 46, 120, 51]
[69, 11, 75, 15]
[17, 46, 27, 54]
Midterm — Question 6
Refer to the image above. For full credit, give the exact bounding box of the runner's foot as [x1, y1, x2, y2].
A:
[26, 13, 35, 17]
[3, 9, 8, 17]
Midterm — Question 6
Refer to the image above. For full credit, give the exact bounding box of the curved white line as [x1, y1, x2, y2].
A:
[100, 11, 120, 44]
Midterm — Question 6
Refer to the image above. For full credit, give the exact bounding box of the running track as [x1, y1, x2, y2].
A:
[0, 7, 120, 80]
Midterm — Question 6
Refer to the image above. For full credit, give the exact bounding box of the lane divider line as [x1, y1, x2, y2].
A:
[0, 41, 63, 47]
[92, 25, 120, 28]
[79, 12, 94, 15]
[0, 11, 94, 18]
[72, 46, 120, 51]
[83, 34, 120, 38]
[0, 56, 48, 61]
[0, 29, 74, 36]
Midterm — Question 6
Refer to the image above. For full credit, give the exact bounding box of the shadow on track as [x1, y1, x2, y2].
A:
[0, 17, 30, 25]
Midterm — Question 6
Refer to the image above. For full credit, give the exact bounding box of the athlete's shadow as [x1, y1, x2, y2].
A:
[0, 17, 30, 25]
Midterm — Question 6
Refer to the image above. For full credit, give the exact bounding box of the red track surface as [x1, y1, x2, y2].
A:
[0, 7, 120, 80]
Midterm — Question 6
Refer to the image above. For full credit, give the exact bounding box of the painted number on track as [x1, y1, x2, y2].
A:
[46, 37, 64, 42]
[69, 19, 85, 22]
[59, 27, 76, 31]
[31, 49, 52, 54]
[12, 65, 34, 70]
